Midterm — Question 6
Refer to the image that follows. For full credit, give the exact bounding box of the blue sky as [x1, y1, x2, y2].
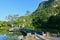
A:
[0, 0, 45, 21]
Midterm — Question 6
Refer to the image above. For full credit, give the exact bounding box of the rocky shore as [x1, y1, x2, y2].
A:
[18, 33, 60, 40]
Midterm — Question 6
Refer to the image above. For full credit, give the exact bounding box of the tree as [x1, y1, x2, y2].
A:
[6, 14, 19, 27]
[31, 0, 60, 33]
[25, 11, 31, 16]
[0, 21, 3, 27]
[47, 14, 60, 32]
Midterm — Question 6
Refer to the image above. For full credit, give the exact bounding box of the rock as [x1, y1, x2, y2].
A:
[18, 35, 24, 40]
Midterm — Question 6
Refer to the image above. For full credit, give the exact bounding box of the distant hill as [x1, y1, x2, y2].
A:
[32, 0, 60, 19]
[31, 0, 60, 32]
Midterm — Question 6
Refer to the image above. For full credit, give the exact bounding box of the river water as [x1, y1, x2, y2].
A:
[0, 32, 22, 40]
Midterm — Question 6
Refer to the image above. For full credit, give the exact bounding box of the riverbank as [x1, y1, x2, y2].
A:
[18, 33, 60, 40]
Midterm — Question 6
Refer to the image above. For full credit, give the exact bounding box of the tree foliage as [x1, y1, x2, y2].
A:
[32, 0, 60, 32]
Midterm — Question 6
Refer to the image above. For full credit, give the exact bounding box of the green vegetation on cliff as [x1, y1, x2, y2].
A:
[32, 0, 60, 32]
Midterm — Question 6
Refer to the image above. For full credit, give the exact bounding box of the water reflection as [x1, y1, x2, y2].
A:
[0, 34, 7, 40]
[0, 32, 22, 40]
[5, 35, 18, 40]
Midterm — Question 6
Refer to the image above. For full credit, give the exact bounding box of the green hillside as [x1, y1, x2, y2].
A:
[31, 0, 60, 32]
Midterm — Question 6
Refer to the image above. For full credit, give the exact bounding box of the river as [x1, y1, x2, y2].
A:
[0, 32, 22, 40]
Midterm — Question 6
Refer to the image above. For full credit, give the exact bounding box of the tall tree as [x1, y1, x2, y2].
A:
[6, 14, 19, 27]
